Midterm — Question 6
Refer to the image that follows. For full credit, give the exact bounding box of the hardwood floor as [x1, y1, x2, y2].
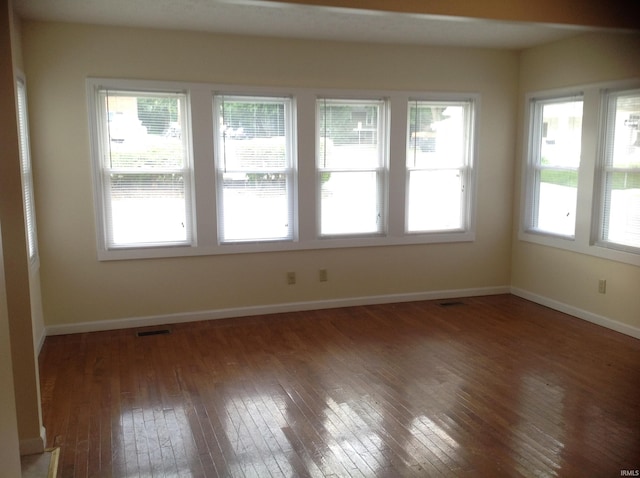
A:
[39, 295, 640, 477]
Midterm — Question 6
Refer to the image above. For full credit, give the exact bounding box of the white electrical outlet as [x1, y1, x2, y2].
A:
[598, 279, 606, 294]
[319, 269, 328, 282]
[287, 272, 296, 285]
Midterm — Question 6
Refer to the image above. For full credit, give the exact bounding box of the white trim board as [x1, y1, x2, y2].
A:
[19, 426, 46, 456]
[35, 328, 46, 355]
[511, 287, 640, 340]
[44, 286, 640, 341]
[45, 286, 509, 336]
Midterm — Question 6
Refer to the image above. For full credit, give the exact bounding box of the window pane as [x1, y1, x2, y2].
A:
[406, 100, 473, 234]
[608, 94, 640, 168]
[407, 170, 463, 232]
[98, 90, 192, 248]
[219, 173, 291, 241]
[407, 102, 467, 168]
[529, 97, 582, 236]
[320, 171, 382, 235]
[318, 99, 383, 170]
[108, 173, 187, 245]
[216, 96, 294, 243]
[105, 93, 186, 169]
[539, 100, 582, 168]
[317, 98, 386, 237]
[604, 172, 640, 248]
[601, 91, 640, 249]
[537, 170, 579, 237]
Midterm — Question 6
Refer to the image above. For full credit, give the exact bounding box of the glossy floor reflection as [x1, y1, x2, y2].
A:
[39, 295, 640, 477]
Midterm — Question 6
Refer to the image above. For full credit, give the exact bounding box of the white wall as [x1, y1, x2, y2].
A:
[0, 226, 21, 478]
[2, 0, 44, 462]
[23, 22, 518, 329]
[512, 32, 640, 331]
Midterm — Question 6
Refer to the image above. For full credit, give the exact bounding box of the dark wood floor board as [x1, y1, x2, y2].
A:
[39, 295, 640, 477]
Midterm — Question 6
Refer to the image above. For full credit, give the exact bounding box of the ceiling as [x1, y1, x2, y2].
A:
[12, 0, 622, 50]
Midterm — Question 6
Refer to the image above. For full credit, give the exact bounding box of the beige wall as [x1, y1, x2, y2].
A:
[0, 0, 21, 456]
[9, 0, 46, 352]
[512, 32, 640, 328]
[2, 0, 44, 460]
[0, 229, 21, 478]
[23, 22, 518, 327]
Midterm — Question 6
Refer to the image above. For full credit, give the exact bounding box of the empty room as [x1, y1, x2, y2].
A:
[1, 0, 639, 476]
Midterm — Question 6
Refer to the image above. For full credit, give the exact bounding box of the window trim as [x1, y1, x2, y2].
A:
[519, 80, 640, 267]
[87, 79, 479, 261]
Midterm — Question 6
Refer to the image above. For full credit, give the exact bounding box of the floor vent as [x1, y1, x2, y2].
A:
[136, 329, 171, 337]
[439, 301, 465, 307]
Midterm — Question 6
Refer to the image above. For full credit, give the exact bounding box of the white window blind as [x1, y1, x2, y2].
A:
[597, 89, 640, 251]
[317, 98, 387, 236]
[526, 96, 583, 237]
[16, 77, 38, 262]
[406, 100, 474, 233]
[96, 88, 193, 248]
[214, 95, 295, 243]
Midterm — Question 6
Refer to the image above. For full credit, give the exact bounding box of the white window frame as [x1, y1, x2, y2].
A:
[16, 74, 39, 267]
[87, 79, 478, 260]
[593, 87, 640, 254]
[519, 80, 640, 267]
[213, 94, 297, 244]
[87, 79, 196, 257]
[405, 98, 477, 236]
[316, 96, 389, 238]
[522, 93, 583, 239]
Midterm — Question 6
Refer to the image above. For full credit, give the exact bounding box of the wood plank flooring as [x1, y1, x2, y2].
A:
[38, 295, 640, 477]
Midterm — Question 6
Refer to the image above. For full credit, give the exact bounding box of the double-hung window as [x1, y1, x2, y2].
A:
[406, 99, 475, 233]
[317, 98, 388, 236]
[88, 79, 482, 259]
[16, 76, 38, 263]
[595, 89, 640, 252]
[91, 85, 193, 250]
[214, 95, 295, 243]
[525, 95, 583, 237]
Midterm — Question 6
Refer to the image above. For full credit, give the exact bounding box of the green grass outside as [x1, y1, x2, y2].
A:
[541, 170, 640, 190]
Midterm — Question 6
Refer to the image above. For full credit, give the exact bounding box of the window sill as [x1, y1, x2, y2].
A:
[97, 230, 476, 261]
[518, 229, 640, 267]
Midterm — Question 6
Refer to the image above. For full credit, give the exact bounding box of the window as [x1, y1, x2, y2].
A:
[214, 95, 295, 243]
[317, 98, 388, 236]
[525, 95, 583, 237]
[406, 99, 475, 233]
[16, 77, 38, 262]
[90, 86, 193, 249]
[520, 81, 640, 266]
[88, 79, 479, 260]
[596, 89, 640, 252]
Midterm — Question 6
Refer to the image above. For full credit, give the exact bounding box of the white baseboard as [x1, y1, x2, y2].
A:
[511, 287, 640, 340]
[45, 286, 510, 336]
[35, 328, 46, 355]
[19, 426, 46, 456]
